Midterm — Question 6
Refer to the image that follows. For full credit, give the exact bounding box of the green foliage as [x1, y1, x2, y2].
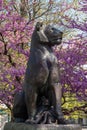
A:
[62, 93, 87, 119]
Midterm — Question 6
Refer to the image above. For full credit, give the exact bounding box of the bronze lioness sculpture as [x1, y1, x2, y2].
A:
[13, 22, 69, 124]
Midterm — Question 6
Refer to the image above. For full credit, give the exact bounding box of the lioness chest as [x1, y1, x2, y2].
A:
[30, 45, 57, 66]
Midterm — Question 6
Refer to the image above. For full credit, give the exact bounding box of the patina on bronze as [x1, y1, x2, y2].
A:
[13, 22, 70, 124]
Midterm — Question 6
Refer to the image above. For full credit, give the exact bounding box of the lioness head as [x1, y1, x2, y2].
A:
[32, 22, 63, 46]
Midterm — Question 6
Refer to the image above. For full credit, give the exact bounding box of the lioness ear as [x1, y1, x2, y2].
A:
[35, 22, 43, 31]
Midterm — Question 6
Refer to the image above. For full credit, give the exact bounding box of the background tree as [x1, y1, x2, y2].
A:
[0, 0, 53, 112]
[0, 0, 87, 121]
[55, 0, 87, 120]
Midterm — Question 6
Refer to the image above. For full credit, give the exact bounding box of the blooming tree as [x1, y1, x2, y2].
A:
[0, 0, 52, 111]
[56, 0, 87, 117]
[0, 0, 87, 118]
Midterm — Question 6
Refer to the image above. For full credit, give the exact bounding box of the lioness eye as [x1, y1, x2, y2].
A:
[52, 27, 54, 30]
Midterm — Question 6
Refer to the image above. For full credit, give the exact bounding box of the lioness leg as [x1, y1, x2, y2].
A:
[48, 64, 66, 122]
[24, 86, 37, 123]
[48, 63, 71, 124]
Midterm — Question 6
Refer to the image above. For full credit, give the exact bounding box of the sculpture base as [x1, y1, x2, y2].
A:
[4, 122, 82, 130]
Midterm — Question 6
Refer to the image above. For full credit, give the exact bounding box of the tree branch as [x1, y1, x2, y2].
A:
[7, 54, 16, 67]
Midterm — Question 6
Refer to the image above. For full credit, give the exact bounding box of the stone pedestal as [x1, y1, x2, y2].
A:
[4, 122, 82, 130]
